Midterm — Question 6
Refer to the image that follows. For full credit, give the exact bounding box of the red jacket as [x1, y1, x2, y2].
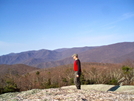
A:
[73, 59, 81, 75]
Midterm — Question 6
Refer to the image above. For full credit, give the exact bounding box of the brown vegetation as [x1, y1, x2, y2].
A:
[0, 64, 39, 76]
[0, 61, 134, 94]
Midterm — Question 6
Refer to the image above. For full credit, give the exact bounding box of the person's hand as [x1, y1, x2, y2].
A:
[76, 75, 79, 77]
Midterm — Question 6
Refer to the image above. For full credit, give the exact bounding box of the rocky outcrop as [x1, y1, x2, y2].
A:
[0, 84, 134, 101]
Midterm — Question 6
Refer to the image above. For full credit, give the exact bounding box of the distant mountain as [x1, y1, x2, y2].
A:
[59, 47, 94, 60]
[54, 48, 68, 52]
[35, 42, 134, 68]
[0, 42, 134, 68]
[107, 51, 134, 63]
[0, 49, 61, 65]
[0, 46, 94, 67]
[79, 42, 134, 63]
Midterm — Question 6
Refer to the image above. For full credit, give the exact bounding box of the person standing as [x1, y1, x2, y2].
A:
[72, 54, 81, 89]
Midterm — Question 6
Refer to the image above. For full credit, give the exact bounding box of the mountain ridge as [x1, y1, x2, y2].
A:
[0, 42, 134, 68]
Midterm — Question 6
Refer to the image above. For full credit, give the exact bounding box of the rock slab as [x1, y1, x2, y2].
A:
[0, 84, 134, 101]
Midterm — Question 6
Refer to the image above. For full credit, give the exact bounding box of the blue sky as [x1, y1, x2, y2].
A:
[0, 0, 134, 55]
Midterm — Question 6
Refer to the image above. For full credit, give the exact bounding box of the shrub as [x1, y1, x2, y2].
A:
[3, 80, 20, 93]
[121, 66, 134, 85]
[80, 74, 86, 84]
[85, 79, 93, 84]
[107, 78, 118, 85]
[0, 87, 4, 94]
[69, 78, 74, 85]
[36, 71, 40, 75]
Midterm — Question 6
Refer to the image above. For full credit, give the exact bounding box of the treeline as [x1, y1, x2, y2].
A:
[0, 61, 134, 94]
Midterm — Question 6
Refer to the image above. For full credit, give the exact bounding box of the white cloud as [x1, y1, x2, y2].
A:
[105, 26, 116, 30]
[76, 35, 115, 46]
[0, 41, 23, 48]
[101, 12, 134, 29]
[73, 33, 134, 47]
[0, 41, 9, 46]
[0, 41, 25, 55]
[0, 32, 133, 56]
[121, 13, 134, 20]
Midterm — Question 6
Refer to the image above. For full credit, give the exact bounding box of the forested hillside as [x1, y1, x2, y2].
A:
[0, 61, 133, 94]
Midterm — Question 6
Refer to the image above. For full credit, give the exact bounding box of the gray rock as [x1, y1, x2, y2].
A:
[0, 84, 134, 101]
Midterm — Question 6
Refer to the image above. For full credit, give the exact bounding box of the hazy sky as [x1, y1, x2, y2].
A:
[0, 0, 134, 55]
